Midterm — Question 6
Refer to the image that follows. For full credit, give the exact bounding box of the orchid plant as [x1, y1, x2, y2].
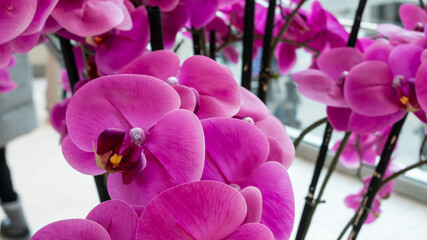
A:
[2, 0, 427, 239]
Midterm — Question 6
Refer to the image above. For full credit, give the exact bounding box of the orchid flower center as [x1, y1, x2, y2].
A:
[392, 75, 420, 112]
[414, 22, 424, 32]
[242, 117, 255, 124]
[337, 71, 348, 86]
[166, 77, 179, 85]
[95, 127, 146, 174]
[86, 30, 117, 48]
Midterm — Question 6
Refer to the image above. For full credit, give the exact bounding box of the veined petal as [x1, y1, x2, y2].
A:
[61, 135, 104, 175]
[345, 61, 399, 116]
[66, 74, 180, 152]
[179, 56, 240, 119]
[171, 85, 197, 112]
[22, 0, 58, 35]
[292, 69, 347, 107]
[224, 223, 274, 240]
[240, 162, 294, 240]
[136, 181, 246, 239]
[389, 44, 423, 78]
[0, 1, 37, 44]
[255, 115, 295, 168]
[235, 87, 269, 122]
[31, 219, 111, 240]
[240, 187, 262, 224]
[119, 50, 180, 81]
[51, 0, 125, 37]
[201, 118, 269, 183]
[86, 200, 139, 240]
[317, 47, 364, 80]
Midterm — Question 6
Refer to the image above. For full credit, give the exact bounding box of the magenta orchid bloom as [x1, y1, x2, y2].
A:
[0, 1, 37, 45]
[32, 199, 140, 240]
[51, 0, 132, 37]
[292, 47, 364, 108]
[236, 87, 295, 168]
[344, 165, 396, 224]
[119, 50, 241, 119]
[50, 98, 70, 143]
[344, 43, 426, 126]
[0, 57, 17, 94]
[332, 133, 378, 169]
[201, 118, 294, 240]
[63, 74, 205, 206]
[399, 4, 427, 32]
[91, 6, 150, 75]
[146, 0, 179, 12]
[138, 181, 274, 239]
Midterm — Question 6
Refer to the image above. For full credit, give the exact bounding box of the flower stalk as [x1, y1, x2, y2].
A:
[147, 6, 164, 51]
[349, 114, 407, 239]
[58, 36, 111, 202]
[241, 0, 255, 91]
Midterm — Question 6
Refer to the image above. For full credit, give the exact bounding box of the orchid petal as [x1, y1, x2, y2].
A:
[66, 75, 180, 152]
[108, 110, 204, 205]
[172, 85, 197, 112]
[345, 61, 399, 116]
[147, 0, 179, 12]
[255, 115, 295, 168]
[86, 200, 139, 240]
[51, 0, 125, 37]
[179, 56, 240, 118]
[31, 219, 111, 240]
[236, 87, 269, 122]
[327, 106, 351, 132]
[399, 4, 427, 30]
[292, 69, 347, 107]
[275, 43, 297, 75]
[61, 136, 104, 175]
[190, 0, 218, 29]
[317, 47, 364, 80]
[225, 223, 274, 240]
[348, 111, 405, 134]
[415, 61, 427, 112]
[240, 162, 294, 240]
[22, 0, 58, 35]
[0, 1, 37, 44]
[119, 50, 180, 81]
[389, 44, 422, 78]
[240, 187, 262, 224]
[136, 181, 246, 239]
[202, 118, 269, 183]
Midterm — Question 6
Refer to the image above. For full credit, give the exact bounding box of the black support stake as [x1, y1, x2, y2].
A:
[148, 6, 164, 51]
[209, 30, 216, 60]
[241, 0, 255, 91]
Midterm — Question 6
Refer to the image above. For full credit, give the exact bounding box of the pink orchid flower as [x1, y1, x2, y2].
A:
[332, 133, 378, 169]
[236, 87, 295, 168]
[33, 182, 275, 239]
[344, 165, 396, 224]
[51, 0, 132, 37]
[119, 50, 241, 119]
[32, 199, 140, 240]
[91, 6, 150, 75]
[138, 181, 274, 239]
[201, 118, 294, 240]
[344, 43, 426, 126]
[0, 1, 37, 45]
[63, 74, 205, 206]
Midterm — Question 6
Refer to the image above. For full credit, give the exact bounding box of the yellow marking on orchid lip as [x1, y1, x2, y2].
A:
[110, 154, 123, 168]
[93, 36, 103, 45]
[400, 96, 409, 105]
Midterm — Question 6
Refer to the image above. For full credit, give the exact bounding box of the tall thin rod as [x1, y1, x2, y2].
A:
[257, 0, 276, 103]
[209, 30, 216, 60]
[148, 6, 164, 50]
[241, 0, 255, 91]
[58, 36, 111, 203]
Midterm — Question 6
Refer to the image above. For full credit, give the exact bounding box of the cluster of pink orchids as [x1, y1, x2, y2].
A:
[293, 2, 427, 224]
[3, 0, 426, 238]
